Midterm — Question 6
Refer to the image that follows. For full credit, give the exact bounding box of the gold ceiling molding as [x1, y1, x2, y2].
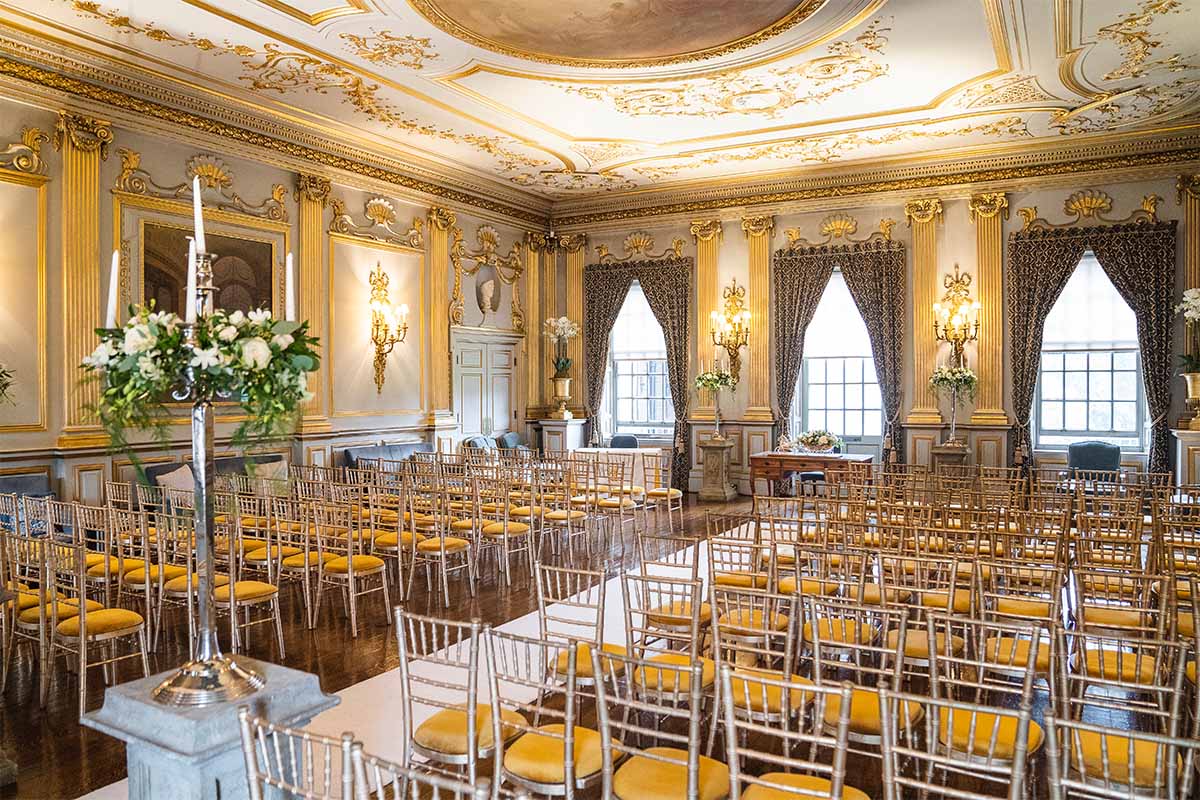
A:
[449, 224, 526, 332]
[340, 29, 438, 69]
[329, 195, 424, 249]
[1179, 174, 1200, 204]
[957, 75, 1058, 108]
[596, 231, 684, 263]
[1017, 190, 1161, 231]
[1097, 0, 1186, 82]
[559, 232, 587, 253]
[567, 19, 890, 120]
[572, 142, 645, 165]
[252, 0, 370, 27]
[0, 127, 49, 174]
[968, 192, 1009, 222]
[510, 170, 636, 195]
[784, 213, 894, 248]
[405, 0, 824, 70]
[295, 173, 332, 206]
[53, 111, 112, 159]
[0, 55, 545, 224]
[904, 198, 943, 226]
[689, 219, 723, 243]
[114, 148, 289, 222]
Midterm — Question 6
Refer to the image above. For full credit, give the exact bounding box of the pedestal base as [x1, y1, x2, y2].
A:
[931, 441, 970, 472]
[539, 418, 587, 452]
[698, 438, 738, 502]
[81, 657, 338, 800]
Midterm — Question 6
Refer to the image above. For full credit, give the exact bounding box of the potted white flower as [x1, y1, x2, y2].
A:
[1175, 288, 1200, 414]
[542, 316, 581, 419]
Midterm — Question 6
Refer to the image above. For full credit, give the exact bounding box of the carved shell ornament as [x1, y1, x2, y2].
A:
[596, 230, 686, 263]
[187, 156, 233, 190]
[1017, 190, 1161, 231]
[784, 213, 895, 248]
[365, 197, 397, 226]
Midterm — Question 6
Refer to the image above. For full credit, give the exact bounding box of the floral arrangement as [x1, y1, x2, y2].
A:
[797, 429, 842, 451]
[0, 361, 12, 406]
[695, 369, 735, 393]
[1175, 288, 1200, 372]
[82, 304, 319, 454]
[929, 364, 978, 402]
[543, 316, 581, 378]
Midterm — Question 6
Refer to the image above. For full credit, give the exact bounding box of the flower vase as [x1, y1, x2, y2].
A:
[1184, 373, 1200, 430]
[948, 386, 959, 444]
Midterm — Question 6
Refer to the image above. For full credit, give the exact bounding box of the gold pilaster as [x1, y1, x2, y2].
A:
[523, 232, 544, 419]
[968, 193, 1010, 425]
[428, 207, 456, 418]
[296, 174, 332, 431]
[55, 112, 112, 443]
[690, 219, 722, 419]
[905, 198, 944, 424]
[1181, 176, 1200, 358]
[741, 215, 774, 422]
[541, 241, 560, 412]
[562, 233, 587, 416]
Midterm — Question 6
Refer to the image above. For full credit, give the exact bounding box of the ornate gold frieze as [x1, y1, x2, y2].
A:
[449, 225, 526, 332]
[968, 192, 1010, 222]
[0, 127, 49, 174]
[328, 196, 423, 249]
[1017, 190, 1161, 231]
[339, 29, 438, 70]
[1097, 0, 1188, 82]
[784, 214, 894, 248]
[568, 19, 890, 119]
[572, 142, 645, 164]
[1178, 174, 1200, 204]
[559, 233, 588, 254]
[596, 231, 684, 263]
[53, 111, 111, 160]
[741, 215, 775, 238]
[113, 148, 288, 222]
[689, 220, 723, 243]
[510, 170, 635, 195]
[905, 198, 943, 226]
[296, 174, 332, 206]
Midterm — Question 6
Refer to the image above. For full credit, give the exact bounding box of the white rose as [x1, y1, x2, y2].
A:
[228, 310, 246, 326]
[136, 354, 162, 381]
[248, 308, 273, 327]
[122, 325, 156, 355]
[190, 346, 221, 370]
[83, 341, 116, 369]
[217, 325, 239, 342]
[271, 333, 294, 350]
[241, 337, 271, 370]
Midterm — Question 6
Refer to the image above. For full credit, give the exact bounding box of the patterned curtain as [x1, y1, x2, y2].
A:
[771, 249, 834, 436]
[582, 264, 634, 445]
[1008, 221, 1177, 473]
[840, 240, 908, 463]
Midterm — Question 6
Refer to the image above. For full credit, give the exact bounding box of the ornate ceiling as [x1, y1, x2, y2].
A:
[1, 0, 1198, 208]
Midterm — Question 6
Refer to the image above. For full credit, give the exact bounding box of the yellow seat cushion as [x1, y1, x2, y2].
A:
[417, 537, 470, 553]
[647, 602, 712, 626]
[122, 564, 188, 584]
[56, 608, 143, 637]
[482, 521, 531, 536]
[510, 506, 546, 517]
[236, 538, 270, 553]
[1081, 649, 1157, 684]
[645, 488, 683, 499]
[994, 597, 1052, 619]
[374, 531, 426, 548]
[802, 618, 875, 645]
[937, 707, 1043, 760]
[1072, 730, 1179, 786]
[503, 724, 607, 785]
[163, 573, 231, 592]
[613, 747, 729, 800]
[854, 583, 911, 605]
[728, 669, 814, 713]
[920, 589, 973, 613]
[1186, 661, 1195, 684]
[634, 653, 716, 691]
[546, 509, 587, 522]
[243, 545, 302, 562]
[597, 497, 636, 510]
[1081, 606, 1148, 630]
[9, 590, 65, 611]
[18, 598, 104, 624]
[824, 688, 923, 736]
[449, 518, 478, 531]
[885, 628, 965, 660]
[325, 554, 385, 574]
[413, 704, 526, 756]
[86, 557, 139, 577]
[214, 580, 278, 602]
[1178, 612, 1194, 639]
[552, 642, 628, 678]
[281, 551, 335, 569]
[744, 773, 869, 800]
[714, 571, 769, 589]
[718, 609, 790, 632]
[777, 576, 838, 595]
[984, 637, 1052, 673]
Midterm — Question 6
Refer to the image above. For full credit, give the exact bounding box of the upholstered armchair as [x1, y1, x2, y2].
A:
[494, 431, 531, 451]
[1066, 440, 1121, 473]
[609, 434, 639, 448]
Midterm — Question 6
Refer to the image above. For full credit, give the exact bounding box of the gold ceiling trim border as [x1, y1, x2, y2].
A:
[448, 224, 526, 333]
[1017, 190, 1161, 231]
[115, 147, 289, 222]
[328, 195, 424, 250]
[784, 213, 895, 248]
[405, 0, 825, 69]
[0, 126, 49, 174]
[596, 231, 685, 264]
[252, 0, 370, 27]
[0, 54, 546, 225]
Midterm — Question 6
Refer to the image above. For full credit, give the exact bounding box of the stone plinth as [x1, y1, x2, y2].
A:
[81, 658, 338, 800]
[1173, 429, 1200, 486]
[698, 437, 738, 502]
[931, 441, 970, 472]
[540, 418, 587, 452]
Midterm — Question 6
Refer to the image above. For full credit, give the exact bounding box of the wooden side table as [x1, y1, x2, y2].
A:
[698, 437, 737, 502]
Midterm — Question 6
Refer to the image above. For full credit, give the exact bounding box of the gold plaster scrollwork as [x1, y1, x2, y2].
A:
[339, 29, 438, 70]
[525, 231, 554, 252]
[689, 219, 723, 243]
[785, 213, 895, 248]
[559, 233, 588, 254]
[0, 127, 49, 174]
[1017, 190, 1161, 231]
[1178, 175, 1200, 205]
[968, 192, 1010, 223]
[53, 112, 112, 159]
[328, 196, 423, 249]
[119, 237, 132, 310]
[596, 231, 685, 263]
[295, 174, 332, 206]
[905, 198, 944, 226]
[113, 148, 289, 222]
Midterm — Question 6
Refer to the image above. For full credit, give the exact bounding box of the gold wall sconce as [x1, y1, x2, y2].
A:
[932, 263, 980, 368]
[368, 262, 408, 394]
[711, 277, 751, 384]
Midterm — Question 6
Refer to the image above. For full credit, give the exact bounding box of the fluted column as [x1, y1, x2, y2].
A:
[690, 219, 722, 419]
[561, 233, 587, 416]
[1181, 176, 1200, 359]
[904, 198, 944, 424]
[523, 232, 545, 419]
[969, 192, 1010, 425]
[296, 174, 331, 430]
[428, 207, 456, 417]
[55, 112, 112, 443]
[541, 242, 560, 411]
[741, 215, 774, 422]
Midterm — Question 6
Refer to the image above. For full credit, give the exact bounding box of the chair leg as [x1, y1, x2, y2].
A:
[381, 571, 393, 626]
[348, 578, 359, 638]
[272, 598, 286, 659]
[439, 559, 451, 606]
[138, 627, 150, 678]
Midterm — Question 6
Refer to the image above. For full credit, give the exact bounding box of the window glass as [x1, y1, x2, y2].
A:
[600, 282, 674, 438]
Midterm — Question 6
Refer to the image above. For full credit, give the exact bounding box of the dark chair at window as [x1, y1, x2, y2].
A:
[494, 431, 531, 451]
[1067, 440, 1120, 473]
[610, 434, 639, 449]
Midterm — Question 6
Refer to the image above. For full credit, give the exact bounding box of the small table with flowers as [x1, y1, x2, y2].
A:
[748, 451, 874, 496]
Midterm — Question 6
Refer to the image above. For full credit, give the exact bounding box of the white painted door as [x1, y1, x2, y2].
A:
[456, 342, 486, 436]
[453, 336, 518, 438]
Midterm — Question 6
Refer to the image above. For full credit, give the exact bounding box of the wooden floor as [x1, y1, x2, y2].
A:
[0, 496, 740, 799]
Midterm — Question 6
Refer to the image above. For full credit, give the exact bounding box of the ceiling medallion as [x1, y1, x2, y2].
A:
[405, 0, 823, 68]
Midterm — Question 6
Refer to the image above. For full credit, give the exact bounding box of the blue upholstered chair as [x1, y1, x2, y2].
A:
[1067, 440, 1121, 473]
[494, 431, 531, 451]
[461, 435, 498, 451]
[610, 434, 639, 449]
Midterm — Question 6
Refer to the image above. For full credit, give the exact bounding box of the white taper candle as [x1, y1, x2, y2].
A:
[105, 250, 119, 329]
[192, 175, 206, 254]
[185, 236, 197, 324]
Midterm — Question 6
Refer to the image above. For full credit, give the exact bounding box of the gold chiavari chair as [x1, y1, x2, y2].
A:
[268, 496, 319, 629]
[1072, 568, 1169, 639]
[622, 572, 713, 693]
[996, 509, 1070, 566]
[636, 529, 701, 582]
[408, 486, 475, 608]
[593, 451, 639, 553]
[476, 469, 535, 587]
[237, 707, 355, 800]
[1056, 625, 1188, 725]
[365, 481, 420, 601]
[114, 506, 179, 649]
[879, 553, 973, 670]
[3, 532, 56, 699]
[643, 451, 683, 533]
[536, 563, 627, 694]
[1075, 510, 1149, 572]
[708, 536, 773, 591]
[312, 500, 390, 637]
[978, 559, 1065, 647]
[104, 480, 135, 510]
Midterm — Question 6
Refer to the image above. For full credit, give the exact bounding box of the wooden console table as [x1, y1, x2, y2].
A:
[748, 451, 874, 495]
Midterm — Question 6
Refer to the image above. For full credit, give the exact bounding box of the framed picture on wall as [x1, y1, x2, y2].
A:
[141, 221, 276, 316]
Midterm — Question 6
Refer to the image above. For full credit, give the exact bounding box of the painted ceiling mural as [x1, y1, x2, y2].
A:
[0, 0, 1197, 201]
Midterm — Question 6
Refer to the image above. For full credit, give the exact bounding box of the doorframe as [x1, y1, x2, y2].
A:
[450, 325, 525, 442]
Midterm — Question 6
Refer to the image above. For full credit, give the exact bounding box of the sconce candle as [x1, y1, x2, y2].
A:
[104, 250, 119, 329]
[185, 237, 197, 324]
[191, 174, 206, 254]
[711, 277, 751, 384]
[932, 263, 980, 369]
[285, 252, 295, 322]
[368, 262, 408, 394]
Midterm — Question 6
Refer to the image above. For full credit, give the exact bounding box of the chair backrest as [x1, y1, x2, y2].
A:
[609, 434, 638, 449]
[1067, 440, 1121, 473]
[350, 742, 490, 800]
[535, 564, 605, 646]
[622, 571, 705, 656]
[238, 707, 354, 800]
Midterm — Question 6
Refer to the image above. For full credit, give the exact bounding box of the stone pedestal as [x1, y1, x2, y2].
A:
[698, 437, 737, 502]
[540, 418, 587, 452]
[1172, 429, 1200, 486]
[931, 441, 970, 472]
[81, 658, 339, 800]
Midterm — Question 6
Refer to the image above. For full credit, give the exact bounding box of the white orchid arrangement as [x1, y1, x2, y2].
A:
[543, 316, 581, 378]
[82, 303, 320, 453]
[929, 364, 978, 403]
[0, 361, 12, 406]
[695, 369, 735, 393]
[797, 429, 842, 451]
[1174, 287, 1200, 372]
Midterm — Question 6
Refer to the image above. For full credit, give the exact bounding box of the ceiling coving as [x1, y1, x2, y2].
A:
[0, 0, 1197, 206]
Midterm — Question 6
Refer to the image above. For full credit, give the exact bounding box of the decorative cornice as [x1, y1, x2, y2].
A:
[968, 192, 1009, 223]
[596, 231, 684, 263]
[904, 198, 943, 226]
[559, 233, 588, 254]
[1017, 190, 1160, 231]
[785, 213, 895, 248]
[53, 111, 112, 159]
[741, 215, 775, 238]
[0, 126, 48, 174]
[428, 206, 457, 231]
[689, 219, 723, 243]
[114, 147, 289, 221]
[1179, 174, 1200, 204]
[296, 174, 332, 206]
[329, 196, 423, 249]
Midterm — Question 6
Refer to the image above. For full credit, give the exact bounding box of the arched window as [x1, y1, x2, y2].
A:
[789, 271, 882, 443]
[600, 281, 673, 438]
[1036, 251, 1145, 450]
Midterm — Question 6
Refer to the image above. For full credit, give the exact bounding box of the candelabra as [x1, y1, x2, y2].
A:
[151, 250, 264, 707]
[932, 264, 980, 369]
[710, 278, 751, 384]
[368, 263, 408, 394]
